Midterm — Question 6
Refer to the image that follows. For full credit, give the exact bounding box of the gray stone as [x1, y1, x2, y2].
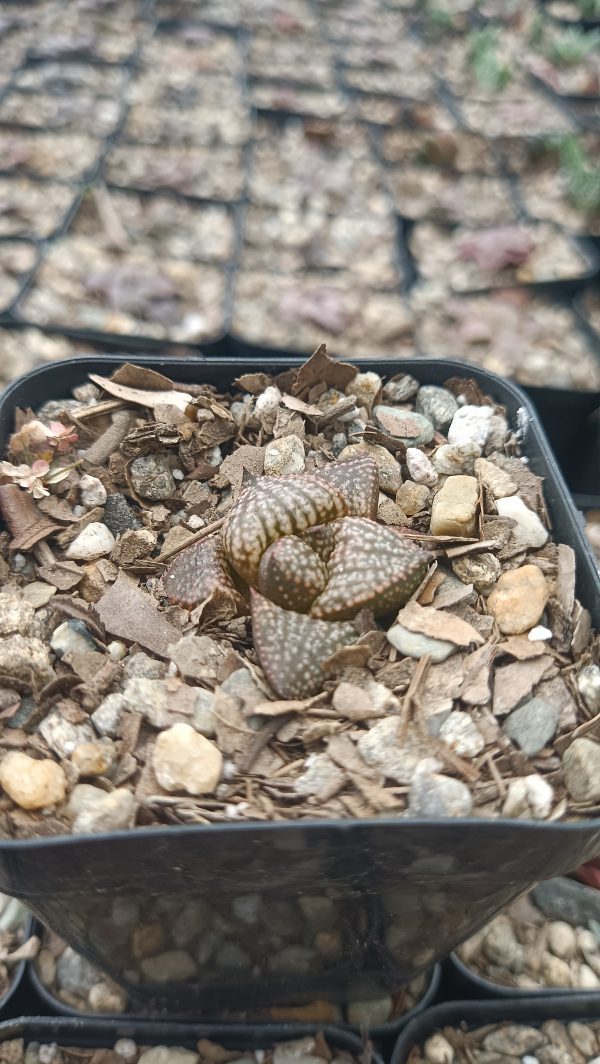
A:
[502, 774, 553, 819]
[38, 710, 95, 758]
[331, 432, 347, 456]
[50, 619, 96, 657]
[387, 623, 456, 663]
[416, 385, 458, 430]
[439, 711, 485, 758]
[70, 786, 136, 834]
[357, 716, 432, 784]
[130, 455, 175, 501]
[91, 693, 126, 738]
[221, 668, 265, 715]
[122, 652, 166, 681]
[65, 523, 115, 560]
[483, 1025, 545, 1056]
[140, 950, 198, 983]
[168, 633, 226, 683]
[405, 447, 438, 487]
[264, 435, 305, 475]
[268, 945, 316, 973]
[56, 947, 100, 996]
[382, 375, 419, 402]
[448, 405, 494, 448]
[294, 754, 345, 798]
[563, 737, 600, 803]
[373, 406, 434, 446]
[577, 665, 600, 714]
[215, 942, 252, 969]
[432, 442, 481, 476]
[452, 552, 500, 593]
[408, 773, 473, 817]
[346, 996, 392, 1027]
[103, 493, 142, 535]
[346, 371, 382, 410]
[79, 474, 107, 508]
[0, 590, 34, 636]
[503, 697, 559, 756]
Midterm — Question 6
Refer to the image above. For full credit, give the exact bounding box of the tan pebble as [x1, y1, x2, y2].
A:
[569, 1020, 599, 1057]
[541, 952, 573, 987]
[578, 963, 600, 989]
[563, 737, 600, 803]
[37, 949, 56, 987]
[423, 1033, 455, 1064]
[132, 922, 167, 961]
[576, 928, 598, 954]
[547, 920, 577, 960]
[266, 1001, 342, 1023]
[0, 751, 66, 810]
[430, 475, 478, 537]
[71, 740, 115, 778]
[474, 457, 517, 498]
[487, 564, 548, 635]
[396, 480, 430, 516]
[152, 722, 222, 795]
[314, 929, 343, 959]
[88, 979, 128, 1013]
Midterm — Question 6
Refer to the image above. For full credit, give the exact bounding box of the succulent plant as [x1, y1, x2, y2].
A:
[164, 454, 432, 698]
[251, 590, 358, 700]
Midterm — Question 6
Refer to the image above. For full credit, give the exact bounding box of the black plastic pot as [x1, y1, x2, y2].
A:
[449, 946, 600, 999]
[0, 355, 598, 1015]
[0, 912, 32, 1021]
[392, 996, 600, 1063]
[0, 1017, 384, 1064]
[27, 923, 441, 1043]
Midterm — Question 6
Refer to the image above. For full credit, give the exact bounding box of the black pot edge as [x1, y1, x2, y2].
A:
[0, 1016, 384, 1063]
[391, 995, 600, 1064]
[0, 912, 32, 1019]
[27, 926, 441, 1040]
[449, 949, 600, 1000]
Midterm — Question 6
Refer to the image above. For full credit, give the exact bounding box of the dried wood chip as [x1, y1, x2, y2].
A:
[219, 444, 264, 497]
[292, 343, 357, 398]
[492, 655, 556, 716]
[95, 572, 182, 659]
[396, 600, 484, 646]
[37, 560, 83, 590]
[460, 644, 495, 706]
[556, 542, 576, 616]
[497, 636, 550, 660]
[89, 373, 194, 414]
[252, 694, 326, 717]
[233, 372, 273, 395]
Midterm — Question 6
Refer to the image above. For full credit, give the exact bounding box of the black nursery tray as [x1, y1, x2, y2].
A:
[391, 996, 600, 1063]
[0, 355, 598, 1016]
[0, 1017, 384, 1064]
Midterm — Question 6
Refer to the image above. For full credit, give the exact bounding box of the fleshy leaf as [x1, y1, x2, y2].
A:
[317, 453, 379, 519]
[163, 535, 247, 613]
[222, 474, 347, 586]
[311, 517, 433, 621]
[251, 590, 357, 699]
[258, 535, 327, 612]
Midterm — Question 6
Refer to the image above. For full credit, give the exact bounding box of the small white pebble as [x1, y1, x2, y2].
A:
[13, 553, 26, 572]
[169, 511, 186, 526]
[528, 626, 552, 641]
[172, 469, 184, 481]
[187, 514, 205, 531]
[167, 662, 178, 676]
[107, 640, 127, 661]
[72, 505, 85, 517]
[114, 1040, 137, 1059]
